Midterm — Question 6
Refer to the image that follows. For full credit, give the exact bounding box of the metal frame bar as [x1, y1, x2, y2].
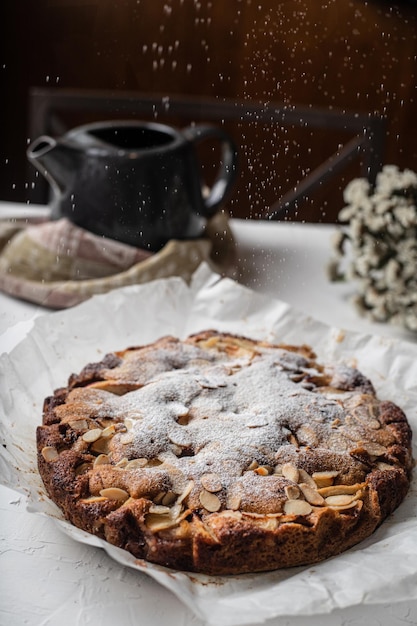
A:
[28, 87, 386, 218]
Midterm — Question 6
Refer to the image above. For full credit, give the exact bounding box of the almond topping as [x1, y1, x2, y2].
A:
[90, 438, 110, 454]
[199, 489, 221, 512]
[101, 425, 116, 438]
[325, 494, 357, 507]
[283, 499, 313, 515]
[318, 483, 365, 497]
[363, 442, 387, 457]
[69, 419, 89, 431]
[149, 504, 171, 515]
[93, 454, 110, 467]
[161, 491, 177, 506]
[297, 468, 316, 488]
[226, 493, 242, 511]
[99, 487, 130, 502]
[312, 470, 339, 488]
[145, 507, 190, 532]
[145, 514, 179, 532]
[284, 485, 301, 500]
[75, 462, 91, 475]
[153, 491, 165, 504]
[125, 458, 148, 469]
[327, 500, 360, 511]
[281, 462, 299, 483]
[80, 496, 107, 504]
[201, 473, 222, 492]
[120, 432, 134, 445]
[41, 446, 59, 462]
[299, 483, 325, 506]
[177, 480, 194, 504]
[82, 428, 103, 443]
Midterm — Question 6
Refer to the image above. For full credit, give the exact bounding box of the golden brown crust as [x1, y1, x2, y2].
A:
[37, 330, 413, 575]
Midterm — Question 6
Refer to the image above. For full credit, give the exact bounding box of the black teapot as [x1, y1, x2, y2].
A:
[27, 120, 238, 251]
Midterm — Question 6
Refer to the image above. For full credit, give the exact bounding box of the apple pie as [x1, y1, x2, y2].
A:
[37, 331, 413, 575]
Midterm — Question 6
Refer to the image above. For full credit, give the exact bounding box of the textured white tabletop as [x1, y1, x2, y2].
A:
[1, 204, 416, 626]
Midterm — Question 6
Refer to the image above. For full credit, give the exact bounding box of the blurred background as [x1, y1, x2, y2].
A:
[1, 0, 416, 222]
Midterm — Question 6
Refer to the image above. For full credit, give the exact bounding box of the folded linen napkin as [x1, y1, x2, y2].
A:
[0, 212, 235, 309]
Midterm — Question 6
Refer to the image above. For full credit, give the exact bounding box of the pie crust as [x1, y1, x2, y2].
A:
[37, 331, 413, 575]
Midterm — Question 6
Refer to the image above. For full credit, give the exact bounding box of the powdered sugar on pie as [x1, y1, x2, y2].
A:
[37, 331, 413, 575]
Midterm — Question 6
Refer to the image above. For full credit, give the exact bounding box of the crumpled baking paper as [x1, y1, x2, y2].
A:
[0, 264, 416, 626]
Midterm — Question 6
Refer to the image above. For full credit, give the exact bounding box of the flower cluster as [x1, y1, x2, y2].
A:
[329, 165, 417, 331]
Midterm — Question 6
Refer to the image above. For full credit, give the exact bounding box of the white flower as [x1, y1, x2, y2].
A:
[375, 165, 401, 196]
[393, 205, 417, 228]
[330, 165, 417, 331]
[401, 168, 417, 187]
[343, 177, 370, 205]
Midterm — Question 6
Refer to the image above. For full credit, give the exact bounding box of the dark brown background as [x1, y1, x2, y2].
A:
[1, 0, 416, 222]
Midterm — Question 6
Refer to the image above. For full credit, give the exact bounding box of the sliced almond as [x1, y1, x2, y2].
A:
[326, 500, 360, 511]
[80, 496, 107, 504]
[115, 458, 129, 468]
[99, 487, 130, 502]
[90, 438, 111, 455]
[284, 484, 300, 500]
[199, 489, 221, 512]
[120, 432, 134, 445]
[161, 491, 177, 506]
[149, 504, 171, 515]
[75, 462, 91, 476]
[82, 428, 103, 443]
[363, 442, 387, 457]
[69, 419, 89, 431]
[281, 462, 299, 483]
[312, 470, 339, 488]
[145, 514, 179, 532]
[101, 425, 116, 438]
[297, 468, 316, 488]
[318, 482, 365, 497]
[200, 473, 222, 493]
[93, 454, 110, 467]
[247, 460, 259, 471]
[177, 480, 194, 504]
[153, 491, 166, 504]
[147, 458, 163, 467]
[125, 458, 148, 470]
[325, 494, 357, 507]
[145, 508, 189, 532]
[298, 483, 325, 506]
[41, 446, 59, 462]
[226, 493, 242, 511]
[283, 499, 313, 516]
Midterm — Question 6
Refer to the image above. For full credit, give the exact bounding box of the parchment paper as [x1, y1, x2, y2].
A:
[0, 264, 416, 626]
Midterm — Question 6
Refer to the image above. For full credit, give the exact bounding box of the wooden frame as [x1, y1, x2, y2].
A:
[28, 87, 386, 219]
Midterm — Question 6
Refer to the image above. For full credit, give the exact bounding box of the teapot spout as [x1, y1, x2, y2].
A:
[27, 135, 77, 195]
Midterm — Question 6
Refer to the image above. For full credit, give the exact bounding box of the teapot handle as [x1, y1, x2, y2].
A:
[183, 125, 238, 216]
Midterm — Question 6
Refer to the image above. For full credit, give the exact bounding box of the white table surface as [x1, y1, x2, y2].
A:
[0, 202, 416, 626]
